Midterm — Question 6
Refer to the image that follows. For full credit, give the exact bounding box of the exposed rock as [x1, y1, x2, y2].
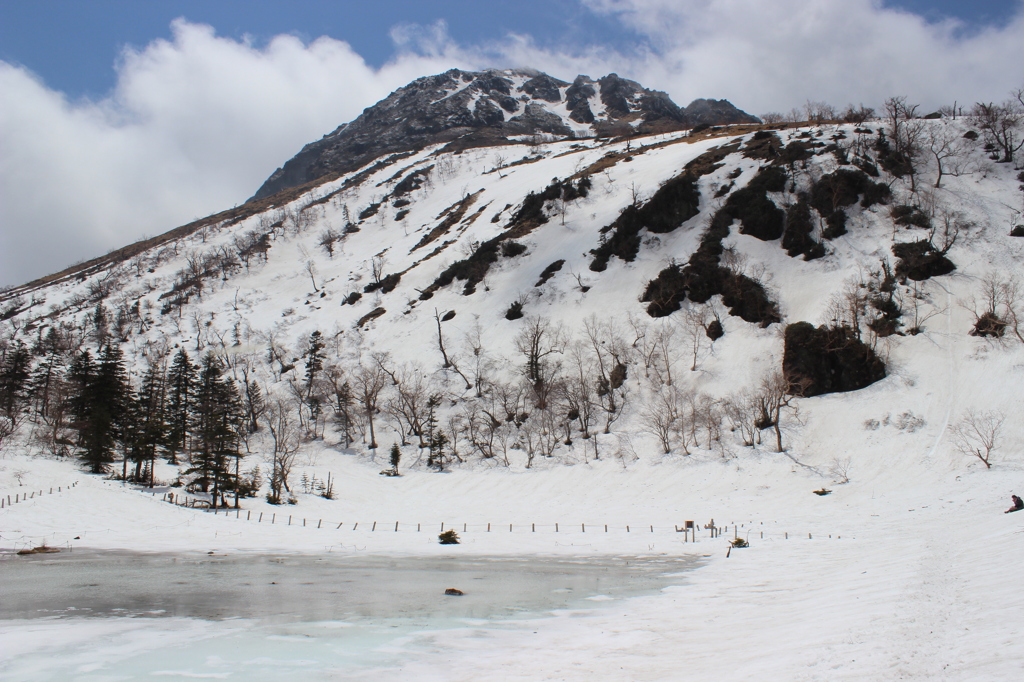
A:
[684, 98, 760, 126]
[252, 69, 759, 200]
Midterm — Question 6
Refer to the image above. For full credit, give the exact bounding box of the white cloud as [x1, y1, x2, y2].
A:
[0, 20, 465, 287]
[578, 0, 1024, 111]
[2, 4, 1023, 286]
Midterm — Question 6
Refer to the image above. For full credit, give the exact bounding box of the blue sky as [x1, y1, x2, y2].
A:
[0, 0, 1020, 99]
[1, 0, 1023, 286]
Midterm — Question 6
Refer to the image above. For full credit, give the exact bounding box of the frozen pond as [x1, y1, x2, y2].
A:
[0, 551, 700, 679]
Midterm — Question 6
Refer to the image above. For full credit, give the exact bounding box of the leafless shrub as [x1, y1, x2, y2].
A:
[951, 409, 1005, 468]
[828, 456, 852, 484]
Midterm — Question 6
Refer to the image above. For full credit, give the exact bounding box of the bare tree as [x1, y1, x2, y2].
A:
[678, 305, 712, 371]
[724, 392, 761, 447]
[627, 313, 661, 379]
[370, 254, 387, 286]
[561, 341, 598, 446]
[640, 385, 685, 454]
[841, 104, 875, 124]
[925, 122, 972, 188]
[828, 456, 852, 484]
[804, 100, 837, 124]
[885, 96, 926, 191]
[964, 272, 1024, 342]
[304, 260, 320, 292]
[354, 362, 388, 450]
[463, 316, 492, 397]
[433, 309, 472, 389]
[755, 370, 800, 453]
[514, 316, 566, 404]
[970, 101, 1024, 163]
[384, 364, 432, 448]
[318, 228, 342, 258]
[0, 415, 16, 450]
[265, 397, 301, 503]
[951, 409, 1005, 468]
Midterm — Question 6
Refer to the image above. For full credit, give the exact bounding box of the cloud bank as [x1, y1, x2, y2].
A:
[2, 2, 1023, 286]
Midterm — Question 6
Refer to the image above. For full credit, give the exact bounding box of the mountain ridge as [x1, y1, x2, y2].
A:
[250, 68, 758, 201]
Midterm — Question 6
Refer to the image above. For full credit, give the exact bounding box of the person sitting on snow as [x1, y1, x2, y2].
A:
[1006, 494, 1024, 513]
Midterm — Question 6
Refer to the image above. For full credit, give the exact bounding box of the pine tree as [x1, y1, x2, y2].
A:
[242, 377, 264, 433]
[424, 395, 448, 471]
[333, 380, 355, 448]
[303, 331, 326, 435]
[0, 342, 32, 421]
[304, 331, 325, 398]
[187, 354, 244, 507]
[130, 362, 168, 486]
[76, 344, 133, 474]
[67, 350, 96, 435]
[165, 349, 197, 463]
[29, 329, 64, 419]
[389, 442, 402, 474]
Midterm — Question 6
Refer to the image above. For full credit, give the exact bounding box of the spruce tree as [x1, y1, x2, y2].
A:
[304, 330, 325, 396]
[242, 377, 264, 433]
[303, 331, 326, 433]
[29, 329, 64, 419]
[130, 362, 168, 486]
[187, 354, 244, 507]
[77, 345, 132, 474]
[165, 349, 197, 463]
[0, 342, 32, 420]
[333, 381, 354, 448]
[68, 350, 96, 436]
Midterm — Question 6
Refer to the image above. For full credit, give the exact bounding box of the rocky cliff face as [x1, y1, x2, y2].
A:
[251, 68, 758, 200]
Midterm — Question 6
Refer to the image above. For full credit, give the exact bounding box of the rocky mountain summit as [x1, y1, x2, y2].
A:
[252, 68, 757, 200]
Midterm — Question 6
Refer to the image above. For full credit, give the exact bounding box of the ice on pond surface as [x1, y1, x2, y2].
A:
[0, 551, 700, 679]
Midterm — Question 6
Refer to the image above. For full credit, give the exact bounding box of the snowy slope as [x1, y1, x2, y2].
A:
[2, 113, 1024, 680]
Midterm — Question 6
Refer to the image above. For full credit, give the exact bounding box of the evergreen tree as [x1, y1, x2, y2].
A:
[165, 349, 197, 463]
[187, 354, 244, 507]
[29, 329, 65, 419]
[76, 345, 133, 474]
[242, 376, 264, 433]
[332, 380, 355, 448]
[129, 362, 168, 486]
[389, 442, 402, 474]
[424, 395, 449, 471]
[304, 330, 325, 398]
[67, 350, 96, 436]
[0, 342, 31, 420]
[303, 331, 326, 434]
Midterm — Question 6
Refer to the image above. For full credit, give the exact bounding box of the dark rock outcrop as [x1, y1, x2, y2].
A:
[252, 69, 758, 201]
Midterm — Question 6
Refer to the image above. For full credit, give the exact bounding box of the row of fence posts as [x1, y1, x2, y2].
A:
[3, 484, 821, 543]
[199, 510, 820, 540]
[1, 482, 78, 509]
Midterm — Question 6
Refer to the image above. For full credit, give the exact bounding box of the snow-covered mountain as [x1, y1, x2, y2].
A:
[2, 71, 1024, 679]
[252, 68, 757, 200]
